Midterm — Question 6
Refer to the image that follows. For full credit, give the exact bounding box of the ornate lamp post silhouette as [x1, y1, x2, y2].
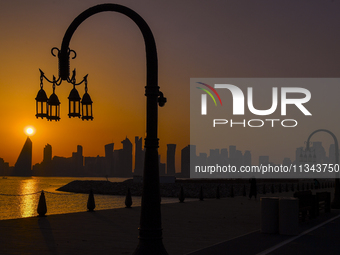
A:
[35, 4, 167, 254]
[304, 129, 340, 208]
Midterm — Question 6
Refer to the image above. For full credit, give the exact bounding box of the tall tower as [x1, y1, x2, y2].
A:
[134, 136, 144, 176]
[181, 145, 195, 178]
[229, 145, 236, 166]
[13, 137, 32, 176]
[311, 142, 327, 164]
[122, 137, 133, 177]
[295, 147, 304, 164]
[244, 150, 251, 166]
[220, 148, 229, 165]
[167, 144, 176, 176]
[43, 144, 52, 163]
[42, 143, 52, 176]
[105, 143, 114, 176]
[71, 145, 84, 176]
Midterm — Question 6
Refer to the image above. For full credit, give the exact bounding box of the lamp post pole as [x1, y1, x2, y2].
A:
[305, 129, 340, 209]
[53, 4, 167, 254]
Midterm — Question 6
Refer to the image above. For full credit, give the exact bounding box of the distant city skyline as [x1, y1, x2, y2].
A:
[0, 135, 189, 178]
[1, 1, 340, 175]
[0, 133, 336, 178]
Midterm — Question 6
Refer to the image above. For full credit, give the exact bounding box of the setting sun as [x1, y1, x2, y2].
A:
[24, 126, 35, 136]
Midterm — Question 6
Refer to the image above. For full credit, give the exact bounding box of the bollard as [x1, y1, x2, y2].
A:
[37, 190, 47, 217]
[243, 184, 247, 197]
[87, 189, 95, 212]
[263, 184, 266, 195]
[297, 183, 300, 191]
[125, 188, 132, 208]
[199, 186, 204, 201]
[286, 183, 289, 192]
[179, 186, 185, 203]
[291, 183, 295, 192]
[278, 184, 282, 193]
[271, 184, 275, 194]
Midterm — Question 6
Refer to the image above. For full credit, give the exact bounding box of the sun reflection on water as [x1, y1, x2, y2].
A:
[0, 177, 179, 220]
[19, 178, 38, 218]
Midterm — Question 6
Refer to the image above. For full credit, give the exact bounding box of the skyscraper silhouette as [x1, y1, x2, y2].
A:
[229, 145, 236, 166]
[72, 145, 83, 175]
[181, 145, 195, 178]
[311, 142, 327, 163]
[220, 148, 229, 165]
[122, 137, 132, 176]
[134, 136, 144, 176]
[295, 147, 304, 164]
[259, 155, 269, 165]
[13, 137, 32, 176]
[113, 137, 133, 177]
[282, 157, 292, 166]
[167, 144, 176, 176]
[42, 143, 52, 176]
[43, 144, 52, 163]
[105, 143, 114, 176]
[244, 150, 252, 166]
[0, 158, 9, 176]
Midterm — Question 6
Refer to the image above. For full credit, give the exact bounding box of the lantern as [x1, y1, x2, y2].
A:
[36, 70, 49, 119]
[47, 92, 60, 121]
[68, 87, 81, 118]
[81, 91, 93, 121]
[35, 88, 48, 119]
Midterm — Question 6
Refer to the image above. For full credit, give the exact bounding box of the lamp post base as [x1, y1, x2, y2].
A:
[133, 239, 168, 255]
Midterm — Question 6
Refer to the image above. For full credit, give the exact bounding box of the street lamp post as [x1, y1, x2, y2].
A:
[305, 129, 340, 209]
[36, 4, 168, 254]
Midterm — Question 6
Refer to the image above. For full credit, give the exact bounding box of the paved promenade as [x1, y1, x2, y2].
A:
[0, 188, 338, 255]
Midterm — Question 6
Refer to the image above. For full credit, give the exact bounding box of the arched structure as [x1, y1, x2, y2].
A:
[306, 129, 340, 209]
[56, 4, 167, 254]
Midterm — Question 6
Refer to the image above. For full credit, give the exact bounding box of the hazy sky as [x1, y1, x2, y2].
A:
[1, 0, 340, 169]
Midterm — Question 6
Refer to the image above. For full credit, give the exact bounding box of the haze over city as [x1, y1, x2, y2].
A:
[1, 0, 340, 170]
[1, 1, 340, 254]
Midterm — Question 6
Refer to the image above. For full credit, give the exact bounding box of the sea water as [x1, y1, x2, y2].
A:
[0, 176, 177, 220]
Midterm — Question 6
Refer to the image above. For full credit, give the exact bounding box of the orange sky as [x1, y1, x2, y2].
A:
[1, 0, 340, 170]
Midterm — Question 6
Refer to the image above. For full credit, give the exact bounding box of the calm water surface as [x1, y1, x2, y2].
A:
[0, 177, 177, 220]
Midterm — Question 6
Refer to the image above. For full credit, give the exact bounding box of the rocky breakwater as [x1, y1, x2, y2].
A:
[57, 179, 252, 198]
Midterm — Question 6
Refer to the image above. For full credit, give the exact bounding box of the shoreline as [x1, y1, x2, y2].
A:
[57, 179, 333, 198]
